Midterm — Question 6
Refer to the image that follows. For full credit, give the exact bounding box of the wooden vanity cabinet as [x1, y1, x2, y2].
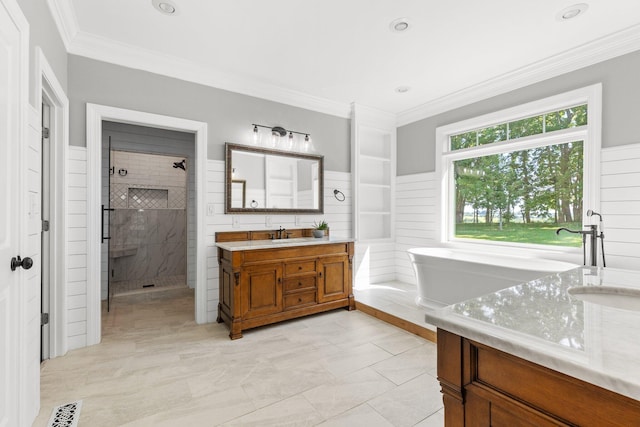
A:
[217, 239, 354, 339]
[437, 329, 640, 426]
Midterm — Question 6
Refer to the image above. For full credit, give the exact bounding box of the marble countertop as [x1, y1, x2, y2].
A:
[424, 266, 640, 401]
[216, 236, 354, 251]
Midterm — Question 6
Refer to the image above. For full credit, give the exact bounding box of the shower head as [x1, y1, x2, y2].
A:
[586, 209, 602, 220]
[586, 209, 604, 232]
[173, 159, 186, 171]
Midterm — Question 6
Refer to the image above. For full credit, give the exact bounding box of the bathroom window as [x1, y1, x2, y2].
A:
[437, 84, 601, 250]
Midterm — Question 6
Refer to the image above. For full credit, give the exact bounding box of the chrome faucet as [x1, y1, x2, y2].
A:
[556, 210, 606, 267]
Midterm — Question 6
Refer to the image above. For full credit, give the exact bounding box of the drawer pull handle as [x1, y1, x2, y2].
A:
[298, 282, 302, 286]
[298, 298, 302, 303]
[298, 266, 302, 270]
[318, 272, 322, 278]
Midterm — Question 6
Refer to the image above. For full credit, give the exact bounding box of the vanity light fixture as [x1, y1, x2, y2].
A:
[557, 3, 588, 21]
[251, 124, 313, 152]
[152, 0, 177, 15]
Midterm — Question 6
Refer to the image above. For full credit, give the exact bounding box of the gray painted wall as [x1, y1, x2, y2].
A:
[68, 55, 351, 171]
[18, 0, 68, 106]
[397, 49, 640, 175]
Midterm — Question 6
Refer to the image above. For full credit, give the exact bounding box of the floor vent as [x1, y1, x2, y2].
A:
[47, 400, 82, 427]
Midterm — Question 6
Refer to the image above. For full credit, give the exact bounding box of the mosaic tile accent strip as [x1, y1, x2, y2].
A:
[110, 183, 129, 209]
[47, 400, 82, 427]
[168, 187, 187, 209]
[128, 188, 168, 209]
[111, 184, 186, 209]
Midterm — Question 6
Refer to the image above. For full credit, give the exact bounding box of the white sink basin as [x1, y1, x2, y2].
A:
[568, 286, 640, 311]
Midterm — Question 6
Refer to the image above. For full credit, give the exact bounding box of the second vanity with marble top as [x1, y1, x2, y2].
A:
[425, 266, 640, 426]
[215, 228, 354, 339]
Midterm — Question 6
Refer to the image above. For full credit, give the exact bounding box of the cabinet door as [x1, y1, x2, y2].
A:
[317, 255, 349, 303]
[466, 388, 569, 427]
[240, 264, 283, 319]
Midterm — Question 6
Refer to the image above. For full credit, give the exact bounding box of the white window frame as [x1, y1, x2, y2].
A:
[435, 84, 602, 257]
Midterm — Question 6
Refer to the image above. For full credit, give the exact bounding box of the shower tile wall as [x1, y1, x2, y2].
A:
[109, 151, 188, 294]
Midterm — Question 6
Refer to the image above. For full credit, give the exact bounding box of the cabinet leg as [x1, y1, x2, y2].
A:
[229, 321, 243, 340]
[347, 294, 356, 311]
[216, 304, 223, 323]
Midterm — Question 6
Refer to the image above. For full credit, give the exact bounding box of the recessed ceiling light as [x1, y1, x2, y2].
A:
[395, 86, 410, 93]
[152, 0, 177, 15]
[389, 18, 411, 33]
[557, 3, 588, 21]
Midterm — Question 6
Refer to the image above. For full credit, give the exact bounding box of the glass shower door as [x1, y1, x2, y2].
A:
[102, 138, 114, 311]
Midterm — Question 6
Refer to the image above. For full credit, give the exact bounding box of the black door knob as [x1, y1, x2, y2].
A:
[10, 256, 33, 271]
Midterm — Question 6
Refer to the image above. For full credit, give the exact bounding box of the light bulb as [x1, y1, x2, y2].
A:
[303, 134, 314, 152]
[252, 125, 259, 145]
[287, 132, 294, 150]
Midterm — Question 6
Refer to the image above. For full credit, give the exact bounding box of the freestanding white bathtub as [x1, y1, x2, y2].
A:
[407, 247, 578, 309]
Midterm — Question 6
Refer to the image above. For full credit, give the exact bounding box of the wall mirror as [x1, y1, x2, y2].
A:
[225, 143, 324, 214]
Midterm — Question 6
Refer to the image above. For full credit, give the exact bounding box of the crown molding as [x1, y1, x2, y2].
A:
[46, 0, 78, 50]
[46, 0, 640, 125]
[67, 30, 352, 118]
[351, 102, 396, 128]
[397, 24, 640, 127]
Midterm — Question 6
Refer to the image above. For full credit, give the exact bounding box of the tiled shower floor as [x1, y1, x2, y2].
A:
[110, 274, 187, 296]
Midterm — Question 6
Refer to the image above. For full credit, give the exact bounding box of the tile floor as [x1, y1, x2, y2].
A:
[35, 286, 444, 427]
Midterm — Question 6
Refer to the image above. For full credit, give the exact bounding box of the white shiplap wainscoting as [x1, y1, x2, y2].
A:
[353, 241, 397, 288]
[394, 173, 438, 285]
[600, 143, 640, 271]
[67, 147, 89, 350]
[205, 160, 352, 322]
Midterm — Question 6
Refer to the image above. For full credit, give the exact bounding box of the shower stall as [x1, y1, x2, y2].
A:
[101, 121, 196, 309]
[103, 150, 189, 303]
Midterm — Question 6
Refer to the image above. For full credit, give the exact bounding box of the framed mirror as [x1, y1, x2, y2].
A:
[225, 143, 324, 214]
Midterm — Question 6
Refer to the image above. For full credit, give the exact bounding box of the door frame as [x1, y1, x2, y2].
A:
[86, 104, 208, 345]
[35, 47, 68, 358]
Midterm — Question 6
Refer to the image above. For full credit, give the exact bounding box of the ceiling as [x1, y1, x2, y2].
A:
[49, 0, 640, 123]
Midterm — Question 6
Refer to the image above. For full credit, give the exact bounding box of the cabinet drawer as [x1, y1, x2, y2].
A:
[284, 260, 316, 276]
[284, 290, 317, 309]
[284, 276, 316, 292]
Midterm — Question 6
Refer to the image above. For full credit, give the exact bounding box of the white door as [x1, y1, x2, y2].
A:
[265, 155, 297, 209]
[0, 1, 29, 426]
